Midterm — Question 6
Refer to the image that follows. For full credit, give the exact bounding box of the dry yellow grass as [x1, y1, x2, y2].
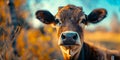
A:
[84, 30, 120, 50]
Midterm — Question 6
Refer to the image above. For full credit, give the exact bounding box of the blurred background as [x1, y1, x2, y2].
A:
[0, 0, 120, 60]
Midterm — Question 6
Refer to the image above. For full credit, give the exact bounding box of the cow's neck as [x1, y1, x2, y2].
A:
[79, 42, 105, 60]
[78, 47, 85, 60]
[78, 42, 90, 60]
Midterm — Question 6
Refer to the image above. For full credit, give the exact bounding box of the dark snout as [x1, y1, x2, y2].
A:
[60, 31, 79, 45]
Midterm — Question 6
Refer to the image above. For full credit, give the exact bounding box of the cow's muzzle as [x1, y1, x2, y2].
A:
[58, 31, 81, 46]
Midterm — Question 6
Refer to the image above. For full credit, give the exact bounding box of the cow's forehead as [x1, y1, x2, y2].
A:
[56, 5, 84, 22]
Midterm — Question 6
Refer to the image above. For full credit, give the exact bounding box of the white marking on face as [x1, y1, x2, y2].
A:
[51, 17, 62, 32]
[79, 23, 85, 28]
[60, 45, 82, 57]
[79, 15, 86, 23]
[81, 15, 86, 20]
[79, 15, 86, 28]
[58, 31, 81, 45]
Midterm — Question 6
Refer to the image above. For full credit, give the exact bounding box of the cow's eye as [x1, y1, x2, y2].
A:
[81, 19, 86, 23]
[55, 19, 62, 26]
[79, 20, 86, 28]
[81, 19, 87, 25]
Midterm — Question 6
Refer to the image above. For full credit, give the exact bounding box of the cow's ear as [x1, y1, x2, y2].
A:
[35, 10, 55, 24]
[87, 8, 107, 24]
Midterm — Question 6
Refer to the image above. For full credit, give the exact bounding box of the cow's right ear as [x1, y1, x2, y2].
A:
[87, 8, 107, 24]
[35, 10, 55, 24]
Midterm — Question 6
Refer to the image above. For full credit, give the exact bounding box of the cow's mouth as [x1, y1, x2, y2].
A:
[60, 45, 80, 51]
[58, 35, 81, 46]
[59, 42, 80, 46]
[59, 41, 78, 46]
[58, 38, 81, 46]
[60, 45, 81, 57]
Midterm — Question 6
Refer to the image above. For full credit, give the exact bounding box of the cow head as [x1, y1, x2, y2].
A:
[35, 5, 107, 59]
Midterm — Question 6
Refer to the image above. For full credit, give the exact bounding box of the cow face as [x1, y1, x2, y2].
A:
[35, 5, 107, 58]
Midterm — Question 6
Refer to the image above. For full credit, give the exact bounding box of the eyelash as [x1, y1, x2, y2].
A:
[81, 19, 87, 25]
[81, 19, 86, 23]
[55, 19, 62, 26]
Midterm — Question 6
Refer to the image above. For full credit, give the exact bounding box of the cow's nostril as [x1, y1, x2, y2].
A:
[60, 31, 79, 45]
[61, 34, 66, 40]
[61, 32, 78, 40]
[73, 34, 78, 40]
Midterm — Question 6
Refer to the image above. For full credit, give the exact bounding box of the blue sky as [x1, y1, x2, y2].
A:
[26, 0, 120, 29]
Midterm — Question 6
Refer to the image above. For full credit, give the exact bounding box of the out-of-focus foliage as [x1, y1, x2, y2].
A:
[0, 0, 62, 60]
[0, 0, 120, 60]
[16, 26, 62, 60]
[0, 0, 14, 60]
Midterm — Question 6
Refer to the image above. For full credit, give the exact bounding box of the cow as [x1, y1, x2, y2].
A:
[35, 5, 120, 60]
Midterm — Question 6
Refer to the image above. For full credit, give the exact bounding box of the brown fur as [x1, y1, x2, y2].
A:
[56, 5, 84, 23]
[81, 41, 120, 60]
[55, 5, 120, 60]
[56, 5, 84, 41]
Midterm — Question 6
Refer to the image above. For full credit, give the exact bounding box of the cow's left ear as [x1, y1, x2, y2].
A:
[87, 8, 107, 24]
[35, 10, 55, 24]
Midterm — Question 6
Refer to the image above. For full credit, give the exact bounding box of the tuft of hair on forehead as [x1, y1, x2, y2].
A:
[56, 4, 84, 22]
[59, 4, 83, 11]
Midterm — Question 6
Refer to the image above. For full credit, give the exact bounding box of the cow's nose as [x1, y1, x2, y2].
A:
[61, 32, 78, 45]
[61, 33, 78, 40]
